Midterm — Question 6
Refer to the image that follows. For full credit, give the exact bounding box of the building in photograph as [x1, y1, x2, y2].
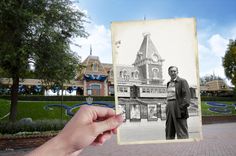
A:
[116, 33, 198, 121]
[116, 33, 166, 98]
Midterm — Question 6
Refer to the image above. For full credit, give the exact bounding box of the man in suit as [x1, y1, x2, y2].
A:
[165, 66, 191, 139]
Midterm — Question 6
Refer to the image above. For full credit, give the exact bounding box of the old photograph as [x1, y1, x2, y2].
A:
[130, 104, 141, 121]
[147, 104, 158, 121]
[118, 104, 127, 122]
[111, 18, 202, 144]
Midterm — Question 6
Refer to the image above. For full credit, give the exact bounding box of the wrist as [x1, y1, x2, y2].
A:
[27, 133, 82, 156]
[55, 132, 82, 156]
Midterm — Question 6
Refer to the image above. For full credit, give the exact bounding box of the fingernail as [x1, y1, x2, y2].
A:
[115, 114, 124, 123]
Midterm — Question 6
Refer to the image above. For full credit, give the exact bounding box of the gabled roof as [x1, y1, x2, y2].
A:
[82, 55, 107, 75]
[134, 33, 163, 65]
[200, 80, 232, 91]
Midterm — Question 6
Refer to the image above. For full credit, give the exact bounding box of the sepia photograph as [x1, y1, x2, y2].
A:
[147, 104, 158, 121]
[111, 18, 202, 144]
[130, 104, 141, 121]
[118, 104, 127, 122]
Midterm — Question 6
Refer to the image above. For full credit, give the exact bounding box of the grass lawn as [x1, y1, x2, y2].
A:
[201, 101, 236, 116]
[0, 99, 114, 121]
[1, 99, 236, 121]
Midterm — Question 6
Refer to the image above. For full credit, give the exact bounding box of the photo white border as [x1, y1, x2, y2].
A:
[111, 18, 203, 145]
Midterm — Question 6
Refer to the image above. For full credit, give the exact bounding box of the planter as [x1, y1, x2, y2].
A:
[0, 132, 57, 150]
[202, 115, 236, 124]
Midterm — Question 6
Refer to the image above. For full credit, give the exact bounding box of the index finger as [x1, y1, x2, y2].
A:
[78, 106, 116, 122]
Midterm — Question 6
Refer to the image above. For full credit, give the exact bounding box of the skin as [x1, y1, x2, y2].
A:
[168, 66, 178, 80]
[26, 106, 123, 156]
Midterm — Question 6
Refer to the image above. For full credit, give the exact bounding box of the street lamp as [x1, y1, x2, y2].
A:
[86, 87, 93, 105]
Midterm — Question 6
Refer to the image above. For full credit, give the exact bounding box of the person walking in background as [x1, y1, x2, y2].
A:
[166, 66, 191, 139]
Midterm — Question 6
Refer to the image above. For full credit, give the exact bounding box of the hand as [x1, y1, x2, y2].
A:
[27, 106, 123, 156]
[59, 105, 123, 151]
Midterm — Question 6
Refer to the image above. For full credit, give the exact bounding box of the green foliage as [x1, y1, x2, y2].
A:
[201, 96, 236, 101]
[0, 98, 115, 120]
[0, 0, 88, 81]
[0, 99, 72, 120]
[0, 119, 67, 134]
[223, 39, 236, 88]
[0, 0, 88, 121]
[0, 99, 10, 119]
[200, 74, 223, 85]
[0, 95, 115, 101]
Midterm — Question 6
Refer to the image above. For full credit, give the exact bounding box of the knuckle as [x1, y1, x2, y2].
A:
[79, 105, 90, 112]
[90, 123, 99, 135]
[105, 118, 117, 129]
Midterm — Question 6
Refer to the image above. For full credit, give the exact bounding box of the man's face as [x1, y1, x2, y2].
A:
[168, 67, 178, 80]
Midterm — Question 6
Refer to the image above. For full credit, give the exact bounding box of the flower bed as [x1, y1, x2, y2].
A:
[206, 102, 227, 107]
[205, 102, 234, 115]
[0, 132, 56, 150]
[208, 107, 231, 114]
[44, 102, 115, 116]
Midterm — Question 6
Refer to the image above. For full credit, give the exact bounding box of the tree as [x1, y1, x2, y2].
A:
[200, 74, 223, 85]
[223, 39, 236, 88]
[0, 0, 88, 122]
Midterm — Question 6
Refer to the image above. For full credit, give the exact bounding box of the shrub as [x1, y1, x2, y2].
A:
[0, 95, 115, 101]
[0, 119, 67, 135]
[201, 96, 236, 101]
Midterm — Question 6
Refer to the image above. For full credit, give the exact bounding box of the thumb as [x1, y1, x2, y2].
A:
[94, 114, 123, 135]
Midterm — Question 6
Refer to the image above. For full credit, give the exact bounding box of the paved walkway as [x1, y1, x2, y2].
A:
[118, 116, 201, 143]
[1, 123, 236, 156]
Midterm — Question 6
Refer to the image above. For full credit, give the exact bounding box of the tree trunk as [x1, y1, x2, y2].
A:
[9, 76, 19, 122]
[60, 84, 64, 125]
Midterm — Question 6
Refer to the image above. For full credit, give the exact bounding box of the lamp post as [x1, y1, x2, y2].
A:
[86, 87, 93, 105]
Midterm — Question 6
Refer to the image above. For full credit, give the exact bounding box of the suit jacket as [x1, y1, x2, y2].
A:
[167, 76, 191, 119]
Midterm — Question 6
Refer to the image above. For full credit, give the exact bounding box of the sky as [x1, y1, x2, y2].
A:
[71, 0, 236, 86]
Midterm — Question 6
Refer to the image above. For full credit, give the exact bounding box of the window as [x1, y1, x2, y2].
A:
[131, 72, 134, 78]
[90, 84, 101, 96]
[123, 70, 127, 77]
[120, 71, 123, 77]
[109, 86, 114, 95]
[110, 70, 113, 77]
[118, 86, 128, 93]
[134, 70, 139, 79]
[152, 54, 158, 62]
[120, 69, 127, 78]
[93, 63, 98, 71]
[152, 68, 159, 79]
[138, 51, 143, 60]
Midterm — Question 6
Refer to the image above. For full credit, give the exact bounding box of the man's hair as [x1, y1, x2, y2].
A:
[168, 66, 178, 72]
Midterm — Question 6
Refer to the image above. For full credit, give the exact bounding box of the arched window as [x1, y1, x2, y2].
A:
[152, 68, 159, 79]
[131, 72, 134, 78]
[120, 69, 129, 79]
[134, 70, 139, 79]
[152, 53, 159, 62]
[120, 71, 123, 77]
[109, 70, 113, 77]
[123, 70, 127, 78]
[93, 63, 98, 71]
[138, 51, 143, 60]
